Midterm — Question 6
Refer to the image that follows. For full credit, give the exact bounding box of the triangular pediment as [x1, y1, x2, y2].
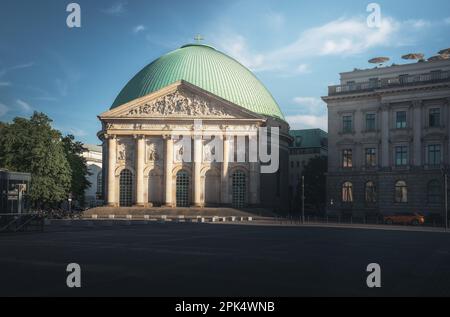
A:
[99, 81, 265, 121]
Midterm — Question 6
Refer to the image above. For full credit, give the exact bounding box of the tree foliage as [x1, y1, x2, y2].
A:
[296, 156, 328, 215]
[0, 112, 87, 208]
[62, 135, 91, 206]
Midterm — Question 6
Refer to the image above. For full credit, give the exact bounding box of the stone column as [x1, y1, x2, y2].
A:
[412, 100, 423, 166]
[135, 135, 145, 207]
[380, 104, 390, 168]
[164, 135, 174, 207]
[249, 135, 260, 205]
[107, 135, 117, 207]
[221, 135, 231, 204]
[193, 136, 203, 207]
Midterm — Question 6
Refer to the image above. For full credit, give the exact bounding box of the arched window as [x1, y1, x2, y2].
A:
[342, 182, 353, 203]
[427, 180, 441, 204]
[395, 181, 408, 203]
[119, 169, 133, 207]
[365, 181, 377, 203]
[176, 170, 190, 207]
[232, 170, 247, 208]
[96, 171, 102, 199]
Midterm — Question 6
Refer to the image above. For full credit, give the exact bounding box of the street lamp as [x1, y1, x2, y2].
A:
[442, 167, 448, 231]
[302, 176, 305, 224]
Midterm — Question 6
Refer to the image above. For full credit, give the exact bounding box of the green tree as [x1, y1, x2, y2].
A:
[62, 135, 91, 206]
[297, 156, 327, 215]
[0, 112, 72, 208]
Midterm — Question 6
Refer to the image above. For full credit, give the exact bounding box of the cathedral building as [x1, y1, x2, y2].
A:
[98, 43, 291, 212]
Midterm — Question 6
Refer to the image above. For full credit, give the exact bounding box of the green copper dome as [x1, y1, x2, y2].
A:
[111, 44, 284, 120]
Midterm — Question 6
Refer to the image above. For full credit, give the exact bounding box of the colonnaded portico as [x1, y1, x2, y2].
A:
[99, 81, 267, 208]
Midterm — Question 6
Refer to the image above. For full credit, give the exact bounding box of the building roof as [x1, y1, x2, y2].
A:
[83, 144, 102, 153]
[111, 43, 285, 120]
[289, 129, 328, 149]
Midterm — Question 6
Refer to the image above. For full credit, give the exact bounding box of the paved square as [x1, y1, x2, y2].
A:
[1, 223, 450, 296]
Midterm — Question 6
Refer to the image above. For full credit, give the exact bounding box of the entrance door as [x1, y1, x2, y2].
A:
[232, 171, 247, 208]
[176, 171, 190, 207]
[119, 169, 133, 207]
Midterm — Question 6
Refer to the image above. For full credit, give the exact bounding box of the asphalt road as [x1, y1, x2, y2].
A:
[1, 223, 450, 297]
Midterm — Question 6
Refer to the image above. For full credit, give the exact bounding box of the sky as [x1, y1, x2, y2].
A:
[0, 0, 449, 144]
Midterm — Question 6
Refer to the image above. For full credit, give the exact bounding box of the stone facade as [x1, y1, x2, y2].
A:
[98, 81, 291, 212]
[82, 144, 103, 207]
[323, 59, 450, 217]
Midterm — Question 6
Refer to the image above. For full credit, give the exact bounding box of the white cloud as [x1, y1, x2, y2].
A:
[102, 1, 127, 16]
[286, 114, 328, 131]
[68, 128, 87, 137]
[296, 64, 311, 74]
[217, 16, 400, 73]
[0, 62, 34, 78]
[133, 25, 146, 34]
[405, 19, 431, 29]
[0, 103, 9, 117]
[0, 82, 11, 87]
[16, 99, 32, 113]
[292, 97, 326, 114]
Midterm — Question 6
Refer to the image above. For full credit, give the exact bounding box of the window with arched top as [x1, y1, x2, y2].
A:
[342, 182, 353, 203]
[365, 181, 377, 203]
[119, 169, 133, 207]
[427, 180, 441, 204]
[395, 181, 408, 203]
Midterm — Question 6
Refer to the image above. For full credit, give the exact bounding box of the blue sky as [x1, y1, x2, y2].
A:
[0, 0, 449, 144]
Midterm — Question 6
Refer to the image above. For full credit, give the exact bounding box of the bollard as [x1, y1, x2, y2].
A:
[248, 217, 253, 222]
[222, 217, 227, 222]
[231, 216, 236, 222]
[201, 217, 205, 223]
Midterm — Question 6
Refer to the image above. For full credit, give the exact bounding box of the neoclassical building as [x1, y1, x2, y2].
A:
[324, 58, 450, 218]
[98, 43, 291, 211]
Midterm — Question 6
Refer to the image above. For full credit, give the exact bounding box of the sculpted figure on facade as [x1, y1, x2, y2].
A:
[147, 143, 160, 162]
[126, 90, 232, 118]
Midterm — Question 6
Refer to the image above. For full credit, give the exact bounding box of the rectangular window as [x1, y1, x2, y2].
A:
[342, 149, 353, 168]
[431, 70, 442, 81]
[343, 116, 353, 133]
[428, 144, 441, 166]
[366, 113, 376, 131]
[396, 111, 407, 129]
[369, 78, 378, 89]
[365, 148, 377, 167]
[429, 108, 440, 128]
[399, 74, 409, 85]
[395, 146, 408, 166]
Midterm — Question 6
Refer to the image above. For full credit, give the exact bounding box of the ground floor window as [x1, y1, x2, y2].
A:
[119, 169, 133, 207]
[176, 170, 190, 207]
[395, 181, 408, 203]
[365, 181, 377, 203]
[342, 181, 353, 203]
[232, 171, 247, 208]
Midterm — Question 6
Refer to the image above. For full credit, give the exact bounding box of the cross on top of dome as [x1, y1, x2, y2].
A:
[194, 34, 204, 43]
